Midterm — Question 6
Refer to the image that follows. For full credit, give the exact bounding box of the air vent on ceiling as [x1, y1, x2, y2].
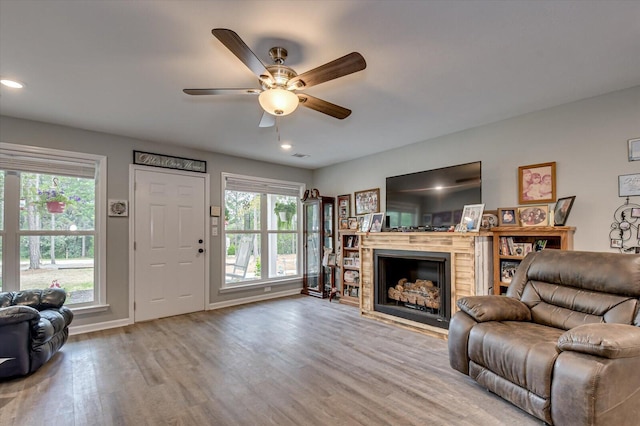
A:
[291, 153, 310, 158]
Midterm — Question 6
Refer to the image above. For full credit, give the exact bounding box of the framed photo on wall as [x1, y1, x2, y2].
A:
[337, 194, 351, 219]
[619, 173, 640, 196]
[354, 188, 380, 215]
[629, 138, 640, 161]
[518, 162, 556, 204]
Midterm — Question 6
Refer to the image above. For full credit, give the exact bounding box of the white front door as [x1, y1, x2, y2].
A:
[134, 168, 207, 322]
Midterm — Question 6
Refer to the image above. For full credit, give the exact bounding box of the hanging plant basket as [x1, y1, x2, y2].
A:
[46, 201, 66, 214]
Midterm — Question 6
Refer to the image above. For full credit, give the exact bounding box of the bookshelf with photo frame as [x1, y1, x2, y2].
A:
[338, 229, 361, 307]
[491, 226, 575, 295]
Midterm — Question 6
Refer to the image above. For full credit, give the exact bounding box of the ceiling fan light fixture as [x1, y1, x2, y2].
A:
[259, 88, 299, 116]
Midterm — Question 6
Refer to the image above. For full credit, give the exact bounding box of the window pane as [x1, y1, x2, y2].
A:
[20, 173, 95, 231]
[20, 235, 95, 305]
[225, 191, 260, 231]
[268, 233, 298, 278]
[269, 194, 298, 231]
[225, 234, 260, 283]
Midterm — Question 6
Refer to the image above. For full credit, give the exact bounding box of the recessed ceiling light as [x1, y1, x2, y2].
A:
[280, 143, 292, 150]
[0, 79, 25, 89]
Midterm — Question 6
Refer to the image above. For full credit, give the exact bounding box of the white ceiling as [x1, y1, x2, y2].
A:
[1, 1, 639, 169]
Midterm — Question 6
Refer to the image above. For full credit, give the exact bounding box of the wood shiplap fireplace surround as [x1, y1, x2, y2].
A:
[359, 232, 492, 339]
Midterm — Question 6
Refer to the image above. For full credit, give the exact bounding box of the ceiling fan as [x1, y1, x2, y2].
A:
[183, 28, 367, 127]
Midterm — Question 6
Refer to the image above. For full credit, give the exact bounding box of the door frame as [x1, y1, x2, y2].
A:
[128, 164, 210, 323]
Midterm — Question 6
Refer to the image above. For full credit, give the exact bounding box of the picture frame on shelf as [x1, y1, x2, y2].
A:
[370, 212, 385, 232]
[339, 218, 349, 230]
[518, 161, 556, 204]
[498, 208, 519, 226]
[354, 188, 380, 215]
[517, 205, 549, 226]
[629, 138, 640, 161]
[359, 213, 372, 232]
[553, 196, 576, 226]
[459, 204, 485, 232]
[347, 217, 358, 230]
[618, 173, 640, 196]
[337, 194, 351, 218]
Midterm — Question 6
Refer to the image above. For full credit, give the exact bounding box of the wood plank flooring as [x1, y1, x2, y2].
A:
[0, 296, 540, 425]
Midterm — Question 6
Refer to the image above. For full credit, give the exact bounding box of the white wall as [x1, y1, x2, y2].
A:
[313, 86, 640, 253]
[0, 116, 313, 328]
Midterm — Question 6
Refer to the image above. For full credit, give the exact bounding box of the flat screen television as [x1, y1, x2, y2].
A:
[386, 161, 482, 229]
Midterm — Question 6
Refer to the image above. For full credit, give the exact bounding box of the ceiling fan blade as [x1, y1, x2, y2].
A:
[297, 94, 351, 119]
[287, 52, 366, 89]
[259, 112, 276, 128]
[212, 28, 273, 82]
[183, 88, 261, 96]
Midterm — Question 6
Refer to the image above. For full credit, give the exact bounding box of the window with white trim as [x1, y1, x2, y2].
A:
[223, 173, 303, 287]
[0, 143, 106, 308]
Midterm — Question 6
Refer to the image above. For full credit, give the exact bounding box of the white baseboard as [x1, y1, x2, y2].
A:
[207, 289, 300, 310]
[68, 291, 300, 335]
[69, 318, 132, 336]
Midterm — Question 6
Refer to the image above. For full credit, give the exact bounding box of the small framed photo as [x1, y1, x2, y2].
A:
[518, 205, 549, 226]
[498, 208, 519, 226]
[347, 217, 358, 230]
[611, 239, 623, 249]
[631, 208, 640, 218]
[359, 213, 372, 232]
[518, 162, 556, 204]
[339, 218, 349, 230]
[370, 212, 385, 232]
[354, 188, 380, 215]
[553, 196, 576, 226]
[337, 194, 351, 218]
[629, 138, 640, 161]
[459, 204, 485, 232]
[619, 173, 640, 197]
[108, 199, 128, 217]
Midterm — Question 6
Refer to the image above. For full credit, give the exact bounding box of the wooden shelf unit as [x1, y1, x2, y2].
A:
[492, 226, 575, 295]
[338, 230, 360, 307]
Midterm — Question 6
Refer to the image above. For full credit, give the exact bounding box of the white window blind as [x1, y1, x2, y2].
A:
[0, 145, 97, 178]
[224, 174, 302, 197]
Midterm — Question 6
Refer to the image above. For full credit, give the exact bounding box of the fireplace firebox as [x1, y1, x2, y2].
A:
[374, 249, 451, 329]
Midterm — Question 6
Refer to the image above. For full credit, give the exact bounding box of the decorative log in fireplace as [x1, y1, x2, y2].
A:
[387, 278, 441, 310]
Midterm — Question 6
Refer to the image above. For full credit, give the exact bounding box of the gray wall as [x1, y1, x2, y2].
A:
[0, 116, 313, 327]
[313, 86, 640, 253]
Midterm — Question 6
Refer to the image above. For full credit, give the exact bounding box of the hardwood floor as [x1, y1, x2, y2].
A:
[0, 296, 540, 425]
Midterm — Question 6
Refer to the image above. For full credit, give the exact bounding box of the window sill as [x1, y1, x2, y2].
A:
[70, 304, 110, 315]
[220, 277, 301, 294]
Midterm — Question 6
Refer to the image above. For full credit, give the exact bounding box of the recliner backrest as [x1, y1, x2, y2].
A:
[507, 251, 640, 329]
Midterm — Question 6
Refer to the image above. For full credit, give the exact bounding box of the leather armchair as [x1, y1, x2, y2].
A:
[0, 289, 73, 380]
[448, 250, 640, 426]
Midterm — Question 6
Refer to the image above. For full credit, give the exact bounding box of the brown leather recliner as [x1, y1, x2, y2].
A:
[448, 250, 640, 425]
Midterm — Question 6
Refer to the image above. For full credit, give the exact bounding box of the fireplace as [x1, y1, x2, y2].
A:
[374, 249, 451, 329]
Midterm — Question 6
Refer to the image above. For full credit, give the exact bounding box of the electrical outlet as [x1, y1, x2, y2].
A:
[264, 286, 271, 292]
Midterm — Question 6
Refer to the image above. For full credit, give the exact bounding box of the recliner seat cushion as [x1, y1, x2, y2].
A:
[468, 321, 564, 399]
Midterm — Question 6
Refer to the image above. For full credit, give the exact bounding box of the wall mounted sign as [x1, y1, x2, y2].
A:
[133, 151, 207, 173]
[619, 173, 640, 197]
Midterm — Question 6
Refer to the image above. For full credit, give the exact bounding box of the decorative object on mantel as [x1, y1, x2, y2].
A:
[553, 196, 575, 226]
[629, 137, 640, 161]
[480, 210, 498, 230]
[458, 204, 484, 232]
[133, 150, 206, 173]
[108, 200, 129, 217]
[518, 162, 556, 204]
[517, 205, 549, 226]
[610, 196, 640, 253]
[354, 188, 380, 215]
[497, 207, 519, 226]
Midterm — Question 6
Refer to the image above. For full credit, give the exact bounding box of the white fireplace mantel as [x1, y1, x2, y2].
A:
[358, 232, 492, 339]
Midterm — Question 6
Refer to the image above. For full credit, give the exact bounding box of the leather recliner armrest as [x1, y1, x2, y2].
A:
[0, 305, 40, 327]
[456, 295, 531, 323]
[557, 323, 640, 359]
